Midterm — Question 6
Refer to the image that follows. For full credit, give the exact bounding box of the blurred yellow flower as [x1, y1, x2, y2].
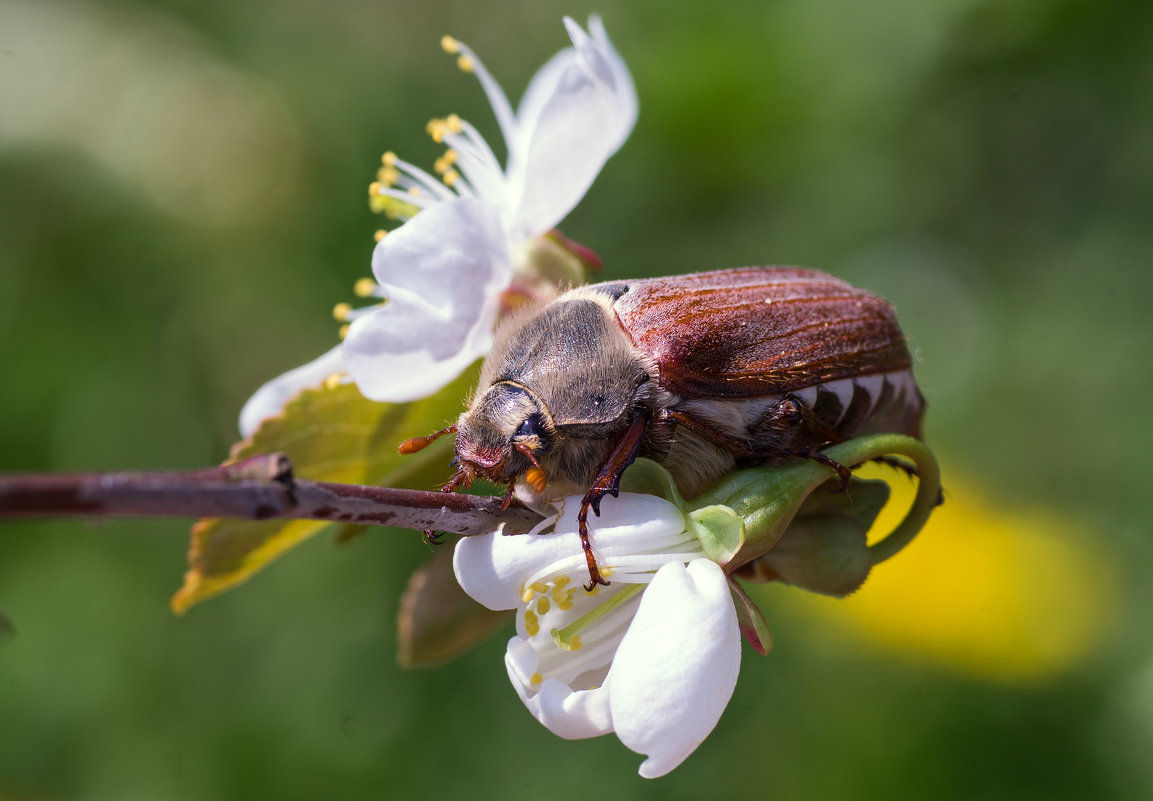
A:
[778, 463, 1119, 683]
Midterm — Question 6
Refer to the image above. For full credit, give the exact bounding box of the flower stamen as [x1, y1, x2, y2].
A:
[434, 150, 458, 174]
[354, 277, 383, 298]
[552, 583, 643, 649]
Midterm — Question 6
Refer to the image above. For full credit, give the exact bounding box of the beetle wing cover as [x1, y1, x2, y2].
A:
[611, 267, 913, 398]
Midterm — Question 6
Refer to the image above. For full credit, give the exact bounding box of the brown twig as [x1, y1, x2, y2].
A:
[0, 453, 544, 536]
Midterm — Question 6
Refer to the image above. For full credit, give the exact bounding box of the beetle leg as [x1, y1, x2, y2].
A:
[775, 447, 852, 491]
[424, 468, 470, 545]
[869, 456, 945, 506]
[871, 454, 917, 478]
[663, 408, 853, 489]
[501, 481, 516, 510]
[577, 413, 650, 591]
[661, 409, 761, 458]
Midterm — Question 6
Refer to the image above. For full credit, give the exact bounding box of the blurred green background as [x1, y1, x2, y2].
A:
[2, 0, 1151, 798]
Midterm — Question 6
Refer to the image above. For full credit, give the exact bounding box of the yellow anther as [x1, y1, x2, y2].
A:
[529, 582, 549, 595]
[530, 672, 543, 686]
[600, 566, 614, 578]
[524, 609, 540, 637]
[434, 150, 458, 174]
[338, 323, 350, 340]
[368, 181, 383, 197]
[536, 597, 551, 615]
[332, 302, 353, 322]
[381, 151, 397, 167]
[569, 636, 583, 651]
[445, 113, 462, 133]
[426, 119, 446, 143]
[551, 585, 574, 613]
[521, 586, 535, 603]
[456, 54, 474, 73]
[377, 166, 399, 185]
[324, 373, 342, 390]
[443, 169, 460, 187]
[373, 229, 387, 243]
[440, 35, 460, 54]
[554, 576, 570, 588]
[587, 585, 601, 597]
[354, 277, 378, 297]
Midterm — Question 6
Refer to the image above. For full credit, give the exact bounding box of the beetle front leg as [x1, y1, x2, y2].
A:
[424, 468, 471, 545]
[577, 413, 649, 591]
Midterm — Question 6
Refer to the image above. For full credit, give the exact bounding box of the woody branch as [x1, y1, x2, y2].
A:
[0, 453, 543, 536]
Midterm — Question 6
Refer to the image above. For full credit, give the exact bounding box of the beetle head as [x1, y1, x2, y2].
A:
[452, 382, 553, 492]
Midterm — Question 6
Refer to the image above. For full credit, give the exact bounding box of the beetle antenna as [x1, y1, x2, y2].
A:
[399, 425, 458, 455]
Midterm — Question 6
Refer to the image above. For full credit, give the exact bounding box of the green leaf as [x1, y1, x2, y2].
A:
[171, 368, 476, 614]
[396, 541, 511, 668]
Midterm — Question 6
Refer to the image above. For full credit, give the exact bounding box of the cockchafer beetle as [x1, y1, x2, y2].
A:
[401, 267, 925, 589]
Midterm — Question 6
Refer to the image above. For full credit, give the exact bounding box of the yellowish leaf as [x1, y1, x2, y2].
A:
[171, 369, 476, 614]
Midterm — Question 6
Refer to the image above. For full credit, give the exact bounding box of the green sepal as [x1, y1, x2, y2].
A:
[619, 457, 686, 507]
[689, 434, 941, 575]
[728, 578, 773, 656]
[521, 233, 589, 288]
[687, 505, 745, 565]
[740, 478, 889, 597]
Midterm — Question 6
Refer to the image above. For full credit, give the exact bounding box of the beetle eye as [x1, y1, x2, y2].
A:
[515, 413, 547, 442]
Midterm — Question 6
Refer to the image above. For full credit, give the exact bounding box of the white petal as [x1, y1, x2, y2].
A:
[585, 15, 638, 153]
[503, 638, 613, 739]
[508, 18, 637, 237]
[510, 48, 581, 170]
[532, 679, 614, 740]
[237, 344, 344, 437]
[343, 198, 510, 402]
[607, 559, 741, 778]
[453, 493, 687, 611]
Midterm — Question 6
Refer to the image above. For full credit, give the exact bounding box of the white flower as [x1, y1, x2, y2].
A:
[239, 16, 636, 437]
[454, 493, 741, 778]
